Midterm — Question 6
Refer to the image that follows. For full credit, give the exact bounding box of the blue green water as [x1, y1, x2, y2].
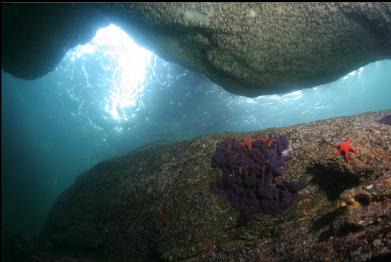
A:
[2, 24, 391, 240]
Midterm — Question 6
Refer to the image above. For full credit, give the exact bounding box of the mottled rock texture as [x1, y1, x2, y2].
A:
[2, 3, 391, 96]
[32, 111, 390, 262]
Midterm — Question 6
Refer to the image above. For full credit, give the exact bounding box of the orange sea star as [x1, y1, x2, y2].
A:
[240, 136, 276, 150]
[334, 135, 358, 163]
[241, 137, 256, 150]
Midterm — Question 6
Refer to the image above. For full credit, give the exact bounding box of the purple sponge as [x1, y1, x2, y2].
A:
[211, 135, 307, 215]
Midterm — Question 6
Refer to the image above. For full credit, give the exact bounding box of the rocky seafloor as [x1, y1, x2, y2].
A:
[3, 110, 390, 261]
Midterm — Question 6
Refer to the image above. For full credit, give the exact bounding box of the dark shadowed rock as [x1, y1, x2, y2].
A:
[1, 4, 109, 80]
[2, 3, 391, 96]
[32, 110, 391, 261]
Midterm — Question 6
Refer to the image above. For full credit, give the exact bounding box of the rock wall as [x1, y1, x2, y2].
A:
[37, 111, 391, 261]
[2, 3, 391, 96]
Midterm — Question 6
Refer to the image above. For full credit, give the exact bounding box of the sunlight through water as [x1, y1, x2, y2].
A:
[68, 24, 154, 121]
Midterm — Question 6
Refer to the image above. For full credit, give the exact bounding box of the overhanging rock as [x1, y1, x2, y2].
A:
[2, 3, 391, 96]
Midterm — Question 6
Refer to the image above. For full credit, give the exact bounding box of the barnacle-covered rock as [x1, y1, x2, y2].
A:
[315, 177, 391, 261]
[16, 110, 387, 261]
[2, 3, 391, 96]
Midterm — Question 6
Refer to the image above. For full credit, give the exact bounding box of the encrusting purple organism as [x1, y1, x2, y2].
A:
[210, 135, 307, 216]
[378, 114, 391, 125]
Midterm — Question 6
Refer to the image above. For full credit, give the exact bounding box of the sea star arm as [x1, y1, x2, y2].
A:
[345, 153, 350, 163]
[335, 149, 341, 157]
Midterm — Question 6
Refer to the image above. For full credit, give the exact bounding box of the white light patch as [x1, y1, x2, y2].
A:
[342, 66, 365, 80]
[69, 24, 154, 121]
[70, 43, 98, 61]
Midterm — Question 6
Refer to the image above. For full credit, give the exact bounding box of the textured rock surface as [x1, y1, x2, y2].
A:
[24, 110, 390, 262]
[2, 3, 391, 96]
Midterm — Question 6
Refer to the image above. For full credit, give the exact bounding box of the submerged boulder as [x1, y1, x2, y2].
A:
[35, 110, 390, 261]
[2, 3, 391, 96]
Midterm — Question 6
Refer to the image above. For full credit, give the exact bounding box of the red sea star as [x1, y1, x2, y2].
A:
[241, 137, 256, 150]
[258, 136, 276, 148]
[240, 136, 276, 150]
[334, 135, 358, 163]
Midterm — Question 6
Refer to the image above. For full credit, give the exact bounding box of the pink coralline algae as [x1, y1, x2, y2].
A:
[210, 135, 307, 216]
